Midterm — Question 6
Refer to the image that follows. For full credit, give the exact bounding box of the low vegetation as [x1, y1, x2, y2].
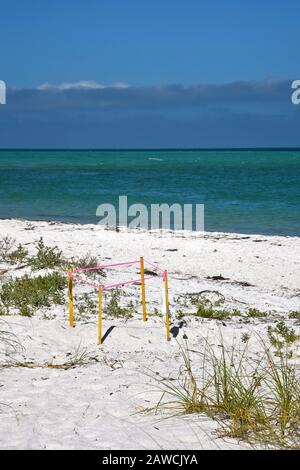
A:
[71, 254, 106, 279]
[289, 311, 300, 320]
[151, 329, 300, 449]
[0, 236, 67, 270]
[267, 321, 298, 358]
[0, 318, 22, 361]
[175, 293, 268, 321]
[77, 293, 97, 318]
[246, 308, 268, 318]
[105, 289, 134, 318]
[0, 272, 66, 317]
[1, 346, 91, 370]
[71, 254, 97, 269]
[29, 237, 64, 270]
[0, 236, 28, 265]
[194, 301, 230, 320]
[0, 236, 16, 262]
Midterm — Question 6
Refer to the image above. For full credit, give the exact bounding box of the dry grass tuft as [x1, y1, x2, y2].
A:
[1, 346, 92, 370]
[150, 333, 300, 449]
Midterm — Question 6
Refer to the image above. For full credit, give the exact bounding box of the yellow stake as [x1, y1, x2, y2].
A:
[68, 268, 74, 328]
[140, 257, 147, 321]
[98, 287, 103, 345]
[164, 271, 170, 341]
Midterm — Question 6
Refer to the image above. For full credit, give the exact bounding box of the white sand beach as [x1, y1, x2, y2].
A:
[0, 219, 299, 450]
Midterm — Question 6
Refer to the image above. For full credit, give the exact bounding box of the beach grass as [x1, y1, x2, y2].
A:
[151, 334, 300, 449]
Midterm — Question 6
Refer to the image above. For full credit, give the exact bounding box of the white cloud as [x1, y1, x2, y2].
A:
[37, 81, 129, 91]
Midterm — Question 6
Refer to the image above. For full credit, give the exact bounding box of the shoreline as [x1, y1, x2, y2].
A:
[1, 217, 299, 241]
[1, 217, 300, 302]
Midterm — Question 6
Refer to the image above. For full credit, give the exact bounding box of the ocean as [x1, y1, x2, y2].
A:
[0, 149, 299, 236]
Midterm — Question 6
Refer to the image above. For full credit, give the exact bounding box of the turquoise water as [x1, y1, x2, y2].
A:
[0, 149, 299, 236]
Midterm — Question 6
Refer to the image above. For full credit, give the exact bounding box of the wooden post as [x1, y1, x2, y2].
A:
[164, 270, 170, 341]
[68, 268, 74, 328]
[140, 257, 147, 321]
[98, 287, 103, 345]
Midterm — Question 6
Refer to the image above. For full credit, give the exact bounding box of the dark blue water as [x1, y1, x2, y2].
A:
[0, 149, 299, 236]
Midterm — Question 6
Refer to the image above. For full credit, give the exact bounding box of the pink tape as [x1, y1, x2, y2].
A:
[144, 259, 165, 274]
[72, 273, 100, 290]
[72, 273, 155, 291]
[71, 258, 166, 291]
[73, 260, 140, 273]
[103, 275, 153, 291]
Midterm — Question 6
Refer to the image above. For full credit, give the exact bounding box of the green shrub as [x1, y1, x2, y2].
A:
[190, 294, 206, 307]
[267, 322, 297, 357]
[72, 254, 98, 269]
[105, 290, 133, 318]
[231, 309, 243, 317]
[0, 237, 28, 265]
[77, 293, 97, 317]
[0, 236, 15, 262]
[288, 311, 300, 320]
[247, 308, 268, 318]
[0, 272, 66, 316]
[150, 308, 162, 317]
[8, 244, 28, 265]
[176, 310, 185, 320]
[195, 302, 229, 320]
[71, 254, 106, 278]
[29, 237, 64, 270]
[241, 333, 251, 343]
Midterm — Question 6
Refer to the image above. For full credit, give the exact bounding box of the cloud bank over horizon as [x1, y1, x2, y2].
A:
[36, 81, 130, 91]
[5, 79, 294, 109]
[0, 79, 299, 148]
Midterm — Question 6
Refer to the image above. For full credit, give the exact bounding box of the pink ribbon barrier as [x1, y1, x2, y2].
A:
[144, 258, 165, 274]
[72, 273, 100, 290]
[68, 257, 170, 343]
[71, 258, 167, 291]
[73, 260, 140, 273]
[72, 272, 155, 291]
[103, 275, 153, 291]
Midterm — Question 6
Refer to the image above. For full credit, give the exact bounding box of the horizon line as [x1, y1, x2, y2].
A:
[0, 147, 300, 152]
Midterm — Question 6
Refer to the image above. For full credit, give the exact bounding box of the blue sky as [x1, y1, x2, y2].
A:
[0, 0, 299, 148]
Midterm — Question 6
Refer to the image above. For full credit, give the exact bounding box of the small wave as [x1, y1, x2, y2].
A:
[148, 158, 163, 161]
